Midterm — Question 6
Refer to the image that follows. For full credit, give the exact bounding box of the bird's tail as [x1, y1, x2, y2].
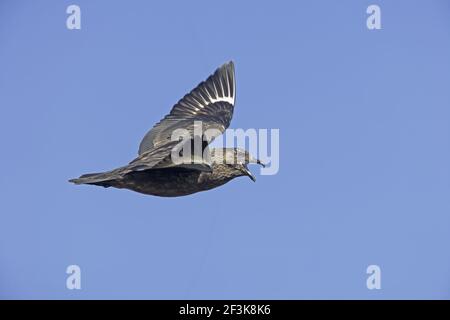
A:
[69, 168, 125, 188]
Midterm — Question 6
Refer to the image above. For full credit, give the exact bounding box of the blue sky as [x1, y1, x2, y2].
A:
[0, 0, 450, 299]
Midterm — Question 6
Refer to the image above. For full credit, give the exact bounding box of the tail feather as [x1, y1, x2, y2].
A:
[69, 169, 124, 188]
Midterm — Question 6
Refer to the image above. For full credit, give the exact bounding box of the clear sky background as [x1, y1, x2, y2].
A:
[1, 0, 450, 299]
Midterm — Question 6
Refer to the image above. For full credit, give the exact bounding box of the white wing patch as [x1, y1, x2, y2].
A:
[210, 73, 235, 105]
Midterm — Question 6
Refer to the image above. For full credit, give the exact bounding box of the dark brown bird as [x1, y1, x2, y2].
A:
[69, 62, 264, 197]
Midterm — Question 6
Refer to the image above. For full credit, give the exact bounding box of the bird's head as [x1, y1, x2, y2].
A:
[211, 148, 265, 182]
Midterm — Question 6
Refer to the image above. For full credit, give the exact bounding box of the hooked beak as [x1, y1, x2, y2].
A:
[242, 165, 256, 182]
[248, 155, 266, 168]
[256, 159, 266, 168]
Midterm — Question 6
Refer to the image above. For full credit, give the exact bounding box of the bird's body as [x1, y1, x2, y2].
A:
[116, 166, 228, 197]
[72, 148, 255, 197]
[70, 62, 264, 197]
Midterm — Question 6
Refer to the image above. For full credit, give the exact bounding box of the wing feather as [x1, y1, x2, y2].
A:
[138, 61, 236, 155]
[129, 61, 236, 172]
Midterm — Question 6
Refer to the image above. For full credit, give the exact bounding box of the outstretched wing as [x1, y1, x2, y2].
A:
[138, 61, 236, 155]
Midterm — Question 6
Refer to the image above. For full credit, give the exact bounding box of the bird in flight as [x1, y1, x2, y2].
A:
[69, 61, 265, 197]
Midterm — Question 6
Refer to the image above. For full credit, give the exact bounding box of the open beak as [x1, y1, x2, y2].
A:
[242, 156, 266, 182]
[242, 165, 256, 182]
